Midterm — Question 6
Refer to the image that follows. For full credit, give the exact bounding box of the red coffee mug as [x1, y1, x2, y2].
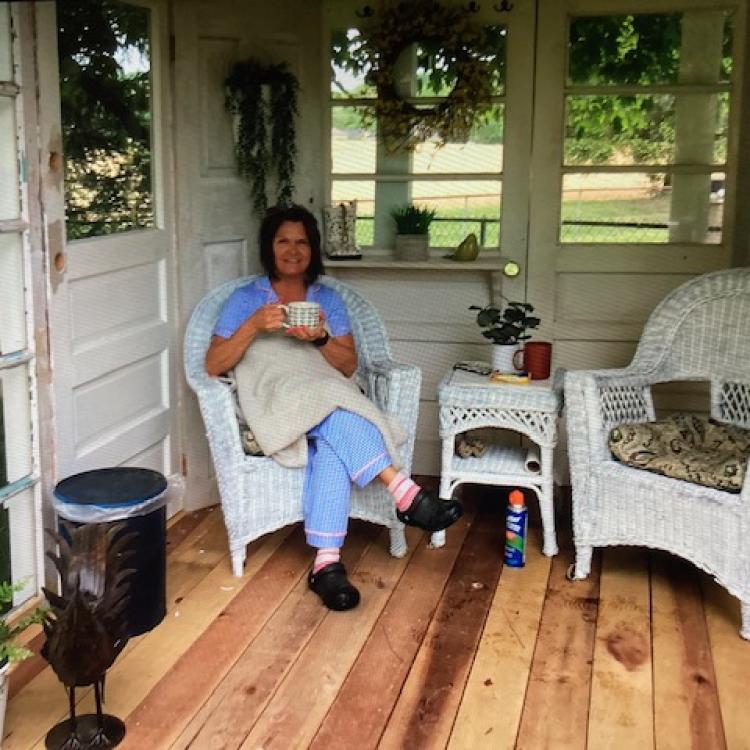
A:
[516, 341, 552, 380]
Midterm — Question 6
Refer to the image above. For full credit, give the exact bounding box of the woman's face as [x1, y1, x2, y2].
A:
[272, 221, 312, 279]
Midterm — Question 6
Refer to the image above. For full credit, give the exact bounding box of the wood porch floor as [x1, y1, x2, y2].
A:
[6, 481, 750, 750]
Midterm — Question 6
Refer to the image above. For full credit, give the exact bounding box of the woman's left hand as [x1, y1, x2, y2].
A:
[284, 311, 327, 342]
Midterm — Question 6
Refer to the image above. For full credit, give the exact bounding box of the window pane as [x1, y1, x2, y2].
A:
[0, 4, 12, 81]
[413, 105, 504, 174]
[331, 180, 375, 246]
[331, 107, 376, 173]
[411, 181, 502, 248]
[0, 380, 6, 489]
[568, 12, 733, 86]
[564, 93, 728, 166]
[0, 96, 20, 221]
[331, 24, 506, 99]
[0, 365, 33, 486]
[331, 28, 375, 99]
[59, 0, 154, 240]
[0, 505, 10, 609]
[561, 171, 723, 244]
[415, 25, 506, 97]
[7, 487, 37, 606]
[0, 233, 26, 354]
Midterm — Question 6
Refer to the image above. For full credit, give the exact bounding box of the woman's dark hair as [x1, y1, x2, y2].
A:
[259, 204, 325, 284]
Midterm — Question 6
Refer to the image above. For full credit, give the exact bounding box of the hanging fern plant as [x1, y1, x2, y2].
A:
[225, 59, 299, 214]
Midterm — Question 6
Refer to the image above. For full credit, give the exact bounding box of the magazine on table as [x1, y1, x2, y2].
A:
[452, 361, 530, 385]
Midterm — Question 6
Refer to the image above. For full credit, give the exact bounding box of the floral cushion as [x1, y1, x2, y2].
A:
[608, 414, 750, 493]
[219, 374, 264, 456]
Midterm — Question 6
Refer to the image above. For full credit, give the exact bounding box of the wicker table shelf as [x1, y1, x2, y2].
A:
[433, 365, 563, 556]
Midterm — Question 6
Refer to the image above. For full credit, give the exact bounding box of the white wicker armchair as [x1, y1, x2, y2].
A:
[184, 275, 422, 576]
[565, 268, 750, 638]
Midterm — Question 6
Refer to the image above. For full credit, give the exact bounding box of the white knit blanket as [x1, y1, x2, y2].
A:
[234, 335, 406, 468]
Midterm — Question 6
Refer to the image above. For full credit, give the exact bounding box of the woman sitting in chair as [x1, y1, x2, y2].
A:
[205, 204, 462, 611]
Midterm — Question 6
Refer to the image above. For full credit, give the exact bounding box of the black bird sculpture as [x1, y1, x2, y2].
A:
[41, 523, 135, 750]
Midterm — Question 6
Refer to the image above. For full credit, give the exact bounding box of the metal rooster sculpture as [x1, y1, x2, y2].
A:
[42, 523, 135, 750]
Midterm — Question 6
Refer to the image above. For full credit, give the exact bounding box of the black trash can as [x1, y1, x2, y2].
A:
[53, 467, 167, 637]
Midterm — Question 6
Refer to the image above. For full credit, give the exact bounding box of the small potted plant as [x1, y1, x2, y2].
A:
[391, 204, 436, 261]
[0, 581, 46, 739]
[470, 299, 540, 373]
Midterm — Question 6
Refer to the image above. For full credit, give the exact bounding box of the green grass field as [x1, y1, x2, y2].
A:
[354, 196, 679, 246]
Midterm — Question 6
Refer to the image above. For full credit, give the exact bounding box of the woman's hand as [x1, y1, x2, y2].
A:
[206, 303, 285, 376]
[284, 310, 327, 342]
[251, 304, 287, 333]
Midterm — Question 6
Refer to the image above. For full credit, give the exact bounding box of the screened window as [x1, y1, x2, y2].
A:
[562, 10, 733, 244]
[330, 26, 507, 250]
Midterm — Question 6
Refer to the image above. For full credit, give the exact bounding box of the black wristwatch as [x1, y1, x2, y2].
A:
[311, 331, 330, 348]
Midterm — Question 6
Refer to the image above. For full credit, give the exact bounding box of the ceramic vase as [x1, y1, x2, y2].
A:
[491, 343, 523, 374]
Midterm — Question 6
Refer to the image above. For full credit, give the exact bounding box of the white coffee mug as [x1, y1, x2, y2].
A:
[281, 301, 321, 328]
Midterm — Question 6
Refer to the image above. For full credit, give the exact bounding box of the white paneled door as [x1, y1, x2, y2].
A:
[37, 1, 179, 500]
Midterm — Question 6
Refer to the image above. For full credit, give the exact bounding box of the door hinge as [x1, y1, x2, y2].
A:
[180, 453, 188, 476]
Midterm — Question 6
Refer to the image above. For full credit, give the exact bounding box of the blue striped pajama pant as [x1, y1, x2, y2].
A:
[303, 408, 393, 549]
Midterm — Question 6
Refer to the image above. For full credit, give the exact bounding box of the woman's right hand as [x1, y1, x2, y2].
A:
[250, 304, 287, 333]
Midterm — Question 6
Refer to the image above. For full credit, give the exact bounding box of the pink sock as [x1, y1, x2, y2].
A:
[313, 547, 340, 574]
[387, 472, 421, 512]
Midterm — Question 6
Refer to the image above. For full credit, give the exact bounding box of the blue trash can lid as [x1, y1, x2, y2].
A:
[54, 467, 168, 508]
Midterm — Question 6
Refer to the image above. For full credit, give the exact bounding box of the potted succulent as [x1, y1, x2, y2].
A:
[391, 204, 436, 261]
[0, 581, 46, 740]
[470, 299, 540, 373]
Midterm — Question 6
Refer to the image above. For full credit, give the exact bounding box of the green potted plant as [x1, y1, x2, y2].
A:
[470, 299, 540, 373]
[225, 58, 299, 215]
[391, 204, 436, 261]
[0, 581, 46, 740]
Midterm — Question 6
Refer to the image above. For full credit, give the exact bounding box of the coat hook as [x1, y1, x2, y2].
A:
[463, 1, 481, 12]
[355, 5, 375, 18]
[493, 0, 514, 11]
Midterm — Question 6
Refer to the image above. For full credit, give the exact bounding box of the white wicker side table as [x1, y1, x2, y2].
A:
[433, 364, 562, 556]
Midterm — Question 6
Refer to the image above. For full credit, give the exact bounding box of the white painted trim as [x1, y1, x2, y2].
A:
[8, 3, 47, 600]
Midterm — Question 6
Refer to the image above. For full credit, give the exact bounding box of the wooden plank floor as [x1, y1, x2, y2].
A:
[5, 484, 750, 750]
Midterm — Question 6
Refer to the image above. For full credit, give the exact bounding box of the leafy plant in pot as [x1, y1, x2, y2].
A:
[470, 300, 540, 373]
[391, 204, 436, 261]
[0, 581, 46, 739]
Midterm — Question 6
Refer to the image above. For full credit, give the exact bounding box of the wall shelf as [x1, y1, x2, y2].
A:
[324, 251, 508, 271]
[324, 251, 510, 301]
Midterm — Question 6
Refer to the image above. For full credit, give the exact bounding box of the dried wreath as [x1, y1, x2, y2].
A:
[359, 1, 497, 151]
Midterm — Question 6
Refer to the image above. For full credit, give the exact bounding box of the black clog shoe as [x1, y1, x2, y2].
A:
[308, 562, 360, 611]
[396, 489, 464, 532]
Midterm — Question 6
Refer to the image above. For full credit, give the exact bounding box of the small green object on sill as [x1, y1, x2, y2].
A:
[445, 233, 479, 262]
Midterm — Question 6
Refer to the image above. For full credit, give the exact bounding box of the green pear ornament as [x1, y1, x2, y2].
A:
[445, 232, 479, 262]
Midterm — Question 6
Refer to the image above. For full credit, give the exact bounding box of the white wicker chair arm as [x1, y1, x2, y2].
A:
[193, 377, 245, 460]
[565, 369, 655, 469]
[361, 360, 422, 472]
[740, 457, 750, 504]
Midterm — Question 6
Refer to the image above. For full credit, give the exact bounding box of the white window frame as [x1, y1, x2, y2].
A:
[322, 0, 535, 297]
[559, 5, 736, 247]
[0, 3, 45, 609]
